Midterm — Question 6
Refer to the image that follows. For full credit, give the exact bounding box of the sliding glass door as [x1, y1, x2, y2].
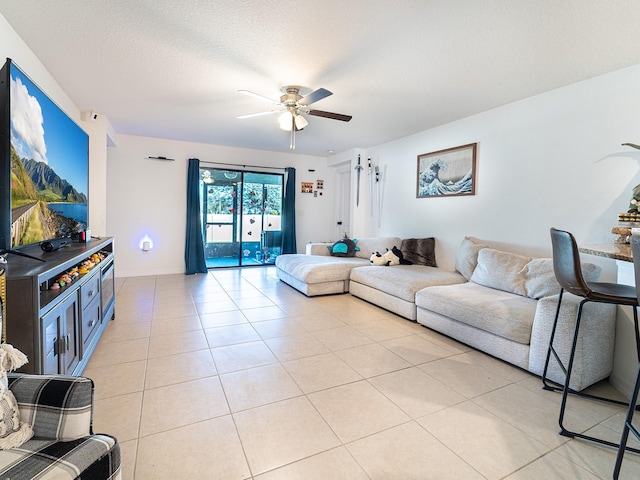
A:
[200, 168, 283, 268]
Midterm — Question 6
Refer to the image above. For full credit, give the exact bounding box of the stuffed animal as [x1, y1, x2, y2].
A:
[370, 251, 389, 266]
[382, 246, 413, 266]
[0, 344, 33, 449]
[394, 245, 413, 265]
[327, 238, 360, 257]
[382, 248, 399, 266]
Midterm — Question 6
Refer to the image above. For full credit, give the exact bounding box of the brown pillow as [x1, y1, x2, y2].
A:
[400, 238, 437, 267]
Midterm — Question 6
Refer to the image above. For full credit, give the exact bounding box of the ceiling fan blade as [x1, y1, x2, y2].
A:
[238, 90, 280, 105]
[237, 110, 279, 119]
[299, 88, 332, 106]
[308, 109, 352, 122]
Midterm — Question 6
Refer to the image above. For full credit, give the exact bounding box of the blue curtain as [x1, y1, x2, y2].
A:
[185, 158, 207, 274]
[281, 167, 297, 254]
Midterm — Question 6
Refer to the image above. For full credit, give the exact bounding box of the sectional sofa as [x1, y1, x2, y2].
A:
[275, 236, 616, 391]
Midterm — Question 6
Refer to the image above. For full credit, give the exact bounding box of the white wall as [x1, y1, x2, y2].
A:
[344, 63, 640, 397]
[106, 134, 333, 277]
[354, 65, 640, 271]
[0, 15, 79, 124]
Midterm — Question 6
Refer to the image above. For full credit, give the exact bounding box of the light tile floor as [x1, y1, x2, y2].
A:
[85, 267, 640, 479]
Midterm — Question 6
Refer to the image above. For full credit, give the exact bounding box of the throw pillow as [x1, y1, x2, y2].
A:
[0, 344, 33, 450]
[400, 237, 436, 267]
[470, 248, 531, 296]
[455, 236, 488, 280]
[524, 258, 602, 299]
[327, 238, 359, 257]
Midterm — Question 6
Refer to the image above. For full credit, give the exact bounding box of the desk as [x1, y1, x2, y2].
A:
[579, 243, 632, 263]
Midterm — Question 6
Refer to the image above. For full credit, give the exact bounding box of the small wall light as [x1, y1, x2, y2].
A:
[139, 235, 153, 252]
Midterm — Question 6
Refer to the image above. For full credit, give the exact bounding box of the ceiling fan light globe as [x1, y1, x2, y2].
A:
[278, 111, 293, 131]
[294, 114, 308, 130]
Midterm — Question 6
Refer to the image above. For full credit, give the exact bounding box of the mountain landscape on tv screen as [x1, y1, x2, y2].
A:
[10, 144, 87, 246]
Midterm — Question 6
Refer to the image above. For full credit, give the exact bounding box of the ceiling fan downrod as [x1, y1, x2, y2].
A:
[290, 115, 296, 150]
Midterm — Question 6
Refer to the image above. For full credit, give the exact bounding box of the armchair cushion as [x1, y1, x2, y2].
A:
[8, 374, 92, 442]
[0, 434, 120, 480]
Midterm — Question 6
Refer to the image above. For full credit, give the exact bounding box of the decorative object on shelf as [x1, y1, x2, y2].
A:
[622, 143, 640, 215]
[612, 227, 632, 244]
[48, 251, 106, 290]
[417, 143, 477, 198]
[611, 143, 640, 243]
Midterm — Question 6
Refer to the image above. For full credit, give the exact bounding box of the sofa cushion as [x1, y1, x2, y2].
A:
[455, 236, 488, 280]
[470, 248, 531, 296]
[523, 257, 602, 299]
[416, 282, 537, 345]
[400, 237, 437, 267]
[350, 265, 466, 302]
[275, 254, 369, 283]
[355, 237, 402, 260]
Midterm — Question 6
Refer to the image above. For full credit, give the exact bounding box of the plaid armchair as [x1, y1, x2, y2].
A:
[0, 374, 121, 480]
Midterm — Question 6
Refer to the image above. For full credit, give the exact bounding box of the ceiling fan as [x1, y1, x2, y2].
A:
[237, 85, 352, 150]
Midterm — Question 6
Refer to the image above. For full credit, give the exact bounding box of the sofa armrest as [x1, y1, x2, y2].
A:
[306, 242, 333, 256]
[528, 293, 616, 391]
[8, 373, 94, 441]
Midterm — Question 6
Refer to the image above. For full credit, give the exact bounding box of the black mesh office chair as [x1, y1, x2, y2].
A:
[543, 228, 640, 451]
[614, 235, 640, 478]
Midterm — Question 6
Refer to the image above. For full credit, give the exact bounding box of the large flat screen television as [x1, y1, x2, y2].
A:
[0, 58, 89, 256]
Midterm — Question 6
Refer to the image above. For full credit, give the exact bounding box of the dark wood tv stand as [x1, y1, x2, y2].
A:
[5, 237, 115, 375]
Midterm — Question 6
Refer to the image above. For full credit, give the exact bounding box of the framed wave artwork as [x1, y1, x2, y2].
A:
[416, 143, 477, 198]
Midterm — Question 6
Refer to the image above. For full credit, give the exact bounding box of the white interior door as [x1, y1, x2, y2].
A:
[334, 165, 351, 239]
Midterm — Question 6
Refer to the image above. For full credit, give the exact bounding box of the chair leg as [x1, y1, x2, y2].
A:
[542, 289, 565, 391]
[614, 361, 640, 479]
[633, 306, 640, 362]
[556, 301, 640, 455]
[558, 299, 585, 436]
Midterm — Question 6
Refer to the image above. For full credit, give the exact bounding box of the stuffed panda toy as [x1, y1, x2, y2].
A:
[381, 248, 399, 266]
[370, 251, 389, 266]
[382, 246, 413, 266]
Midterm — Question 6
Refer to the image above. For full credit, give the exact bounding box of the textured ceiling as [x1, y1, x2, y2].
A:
[2, 0, 640, 156]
